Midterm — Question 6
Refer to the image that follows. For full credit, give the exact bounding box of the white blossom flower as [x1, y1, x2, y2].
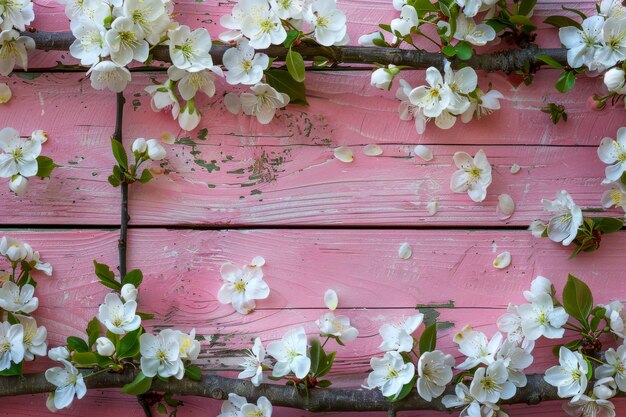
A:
[396, 79, 426, 134]
[170, 328, 200, 361]
[544, 347, 589, 399]
[461, 89, 503, 123]
[0, 236, 28, 262]
[144, 80, 180, 118]
[58, 0, 110, 21]
[518, 293, 568, 340]
[105, 17, 149, 66]
[456, 330, 502, 370]
[541, 190, 583, 246]
[45, 360, 87, 410]
[69, 18, 109, 66]
[367, 351, 415, 399]
[223, 39, 268, 85]
[304, 0, 347, 46]
[9, 175, 28, 196]
[442, 382, 478, 414]
[269, 0, 303, 19]
[178, 100, 202, 131]
[168, 67, 217, 102]
[0, 321, 24, 370]
[596, 343, 626, 391]
[598, 127, 626, 183]
[593, 377, 617, 399]
[169, 25, 214, 72]
[596, 17, 626, 68]
[87, 60, 132, 93]
[0, 29, 34, 76]
[444, 64, 477, 114]
[416, 350, 455, 401]
[240, 0, 286, 49]
[24, 243, 52, 276]
[358, 31, 384, 46]
[600, 0, 626, 19]
[241, 396, 273, 417]
[0, 0, 34, 32]
[450, 149, 492, 202]
[218, 393, 249, 417]
[563, 394, 616, 417]
[239, 337, 266, 386]
[454, 15, 496, 46]
[602, 181, 626, 213]
[240, 83, 290, 124]
[497, 304, 534, 350]
[409, 67, 453, 118]
[0, 128, 41, 179]
[120, 283, 138, 302]
[603, 301, 626, 338]
[217, 262, 270, 314]
[496, 339, 534, 387]
[115, 0, 167, 45]
[469, 359, 516, 403]
[523, 275, 553, 302]
[267, 327, 310, 379]
[391, 5, 418, 37]
[371, 65, 398, 90]
[0, 281, 38, 313]
[0, 82, 12, 103]
[139, 330, 184, 379]
[316, 312, 359, 343]
[48, 346, 70, 362]
[17, 315, 47, 361]
[378, 314, 424, 352]
[559, 16, 605, 69]
[97, 292, 141, 335]
[96, 337, 115, 356]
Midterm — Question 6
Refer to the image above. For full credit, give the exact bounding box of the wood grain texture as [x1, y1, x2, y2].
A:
[1, 71, 622, 226]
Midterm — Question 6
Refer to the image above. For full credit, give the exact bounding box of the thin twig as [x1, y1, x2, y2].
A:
[25, 31, 568, 72]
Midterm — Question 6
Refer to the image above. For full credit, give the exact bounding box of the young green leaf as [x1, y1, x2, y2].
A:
[111, 138, 128, 169]
[122, 269, 143, 287]
[454, 41, 473, 60]
[562, 274, 593, 328]
[543, 15, 582, 30]
[536, 54, 564, 69]
[509, 14, 536, 28]
[86, 317, 101, 349]
[93, 260, 121, 291]
[0, 361, 23, 377]
[555, 70, 576, 93]
[284, 30, 300, 48]
[419, 323, 437, 354]
[264, 69, 308, 105]
[117, 328, 142, 359]
[592, 217, 624, 234]
[286, 49, 306, 82]
[35, 156, 58, 179]
[67, 336, 89, 353]
[185, 365, 202, 381]
[138, 169, 153, 184]
[122, 372, 153, 395]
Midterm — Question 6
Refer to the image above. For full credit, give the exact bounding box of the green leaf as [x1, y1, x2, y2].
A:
[164, 393, 182, 407]
[6, 313, 19, 325]
[265, 69, 308, 105]
[138, 169, 153, 184]
[442, 44, 456, 57]
[379, 23, 392, 32]
[283, 30, 300, 48]
[157, 403, 167, 414]
[185, 365, 202, 381]
[286, 49, 306, 82]
[509, 14, 536, 28]
[137, 311, 155, 320]
[316, 351, 336, 378]
[72, 351, 99, 366]
[316, 379, 332, 388]
[518, 0, 537, 16]
[111, 138, 128, 169]
[562, 274, 593, 329]
[108, 174, 121, 187]
[35, 156, 58, 179]
[536, 54, 564, 69]
[122, 372, 153, 395]
[592, 217, 624, 234]
[543, 15, 581, 30]
[419, 323, 437, 353]
[555, 70, 576, 93]
[86, 317, 101, 349]
[387, 376, 416, 402]
[122, 269, 143, 287]
[117, 328, 142, 360]
[309, 339, 321, 374]
[561, 5, 587, 20]
[67, 336, 89, 353]
[93, 260, 121, 291]
[0, 361, 23, 376]
[454, 41, 473, 60]
[413, 0, 436, 15]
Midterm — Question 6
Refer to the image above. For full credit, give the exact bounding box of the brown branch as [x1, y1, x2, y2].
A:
[24, 31, 567, 72]
[1, 370, 623, 412]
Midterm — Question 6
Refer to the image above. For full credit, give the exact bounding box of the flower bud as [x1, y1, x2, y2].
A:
[358, 31, 384, 46]
[146, 139, 166, 161]
[132, 138, 148, 154]
[121, 283, 138, 302]
[9, 175, 28, 196]
[96, 337, 116, 356]
[48, 346, 70, 361]
[593, 377, 617, 400]
[179, 100, 201, 131]
[604, 67, 626, 93]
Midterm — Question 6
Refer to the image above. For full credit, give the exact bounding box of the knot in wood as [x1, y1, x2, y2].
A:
[210, 388, 225, 399]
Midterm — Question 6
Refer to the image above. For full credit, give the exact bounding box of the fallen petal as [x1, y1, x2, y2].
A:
[250, 256, 265, 267]
[510, 164, 521, 174]
[334, 146, 354, 163]
[324, 289, 338, 310]
[496, 194, 515, 220]
[426, 201, 439, 216]
[493, 251, 511, 269]
[398, 242, 412, 259]
[363, 144, 383, 156]
[414, 145, 433, 161]
[161, 132, 176, 144]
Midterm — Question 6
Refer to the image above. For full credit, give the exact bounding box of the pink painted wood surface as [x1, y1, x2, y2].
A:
[0, 71, 622, 226]
[1, 228, 625, 415]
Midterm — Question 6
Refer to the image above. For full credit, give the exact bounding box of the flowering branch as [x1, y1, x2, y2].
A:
[24, 31, 568, 72]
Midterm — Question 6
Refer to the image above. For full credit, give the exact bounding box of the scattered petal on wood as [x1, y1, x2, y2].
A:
[496, 194, 515, 220]
[426, 201, 439, 216]
[363, 144, 383, 156]
[250, 256, 265, 267]
[510, 164, 521, 174]
[398, 242, 412, 260]
[414, 145, 433, 161]
[324, 289, 338, 310]
[493, 251, 511, 269]
[334, 146, 354, 163]
[161, 132, 176, 144]
[0, 83, 11, 104]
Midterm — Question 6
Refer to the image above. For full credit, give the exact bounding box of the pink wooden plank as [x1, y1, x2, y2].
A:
[1, 73, 622, 226]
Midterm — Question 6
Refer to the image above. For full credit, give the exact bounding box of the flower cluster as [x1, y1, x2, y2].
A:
[0, 0, 35, 76]
[107, 137, 167, 187]
[390, 64, 503, 134]
[0, 236, 51, 376]
[0, 128, 56, 196]
[598, 126, 626, 209]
